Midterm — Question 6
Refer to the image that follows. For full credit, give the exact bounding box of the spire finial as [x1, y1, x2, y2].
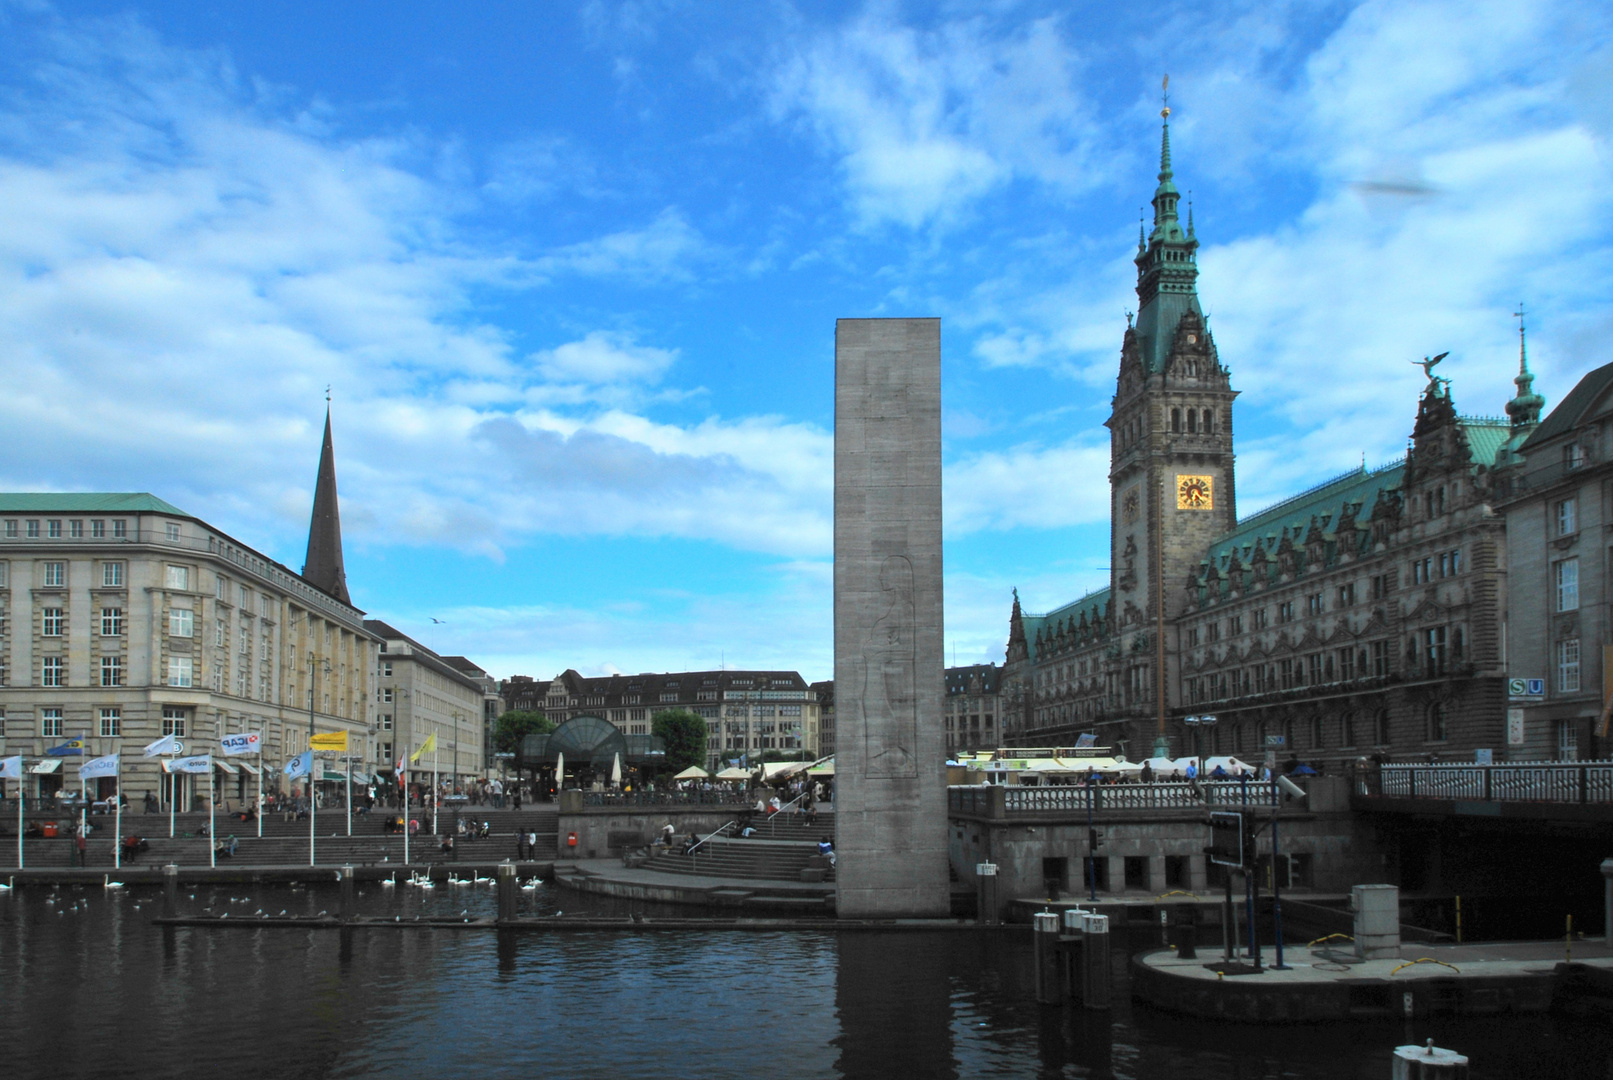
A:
[325, 384, 331, 405]
[1507, 301, 1545, 427]
[1187, 190, 1195, 237]
[1161, 73, 1170, 120]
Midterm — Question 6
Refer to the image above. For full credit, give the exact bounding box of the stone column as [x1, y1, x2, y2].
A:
[834, 318, 949, 918]
[1148, 854, 1167, 895]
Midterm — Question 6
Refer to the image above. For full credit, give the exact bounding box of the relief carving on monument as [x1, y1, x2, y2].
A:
[861, 554, 918, 779]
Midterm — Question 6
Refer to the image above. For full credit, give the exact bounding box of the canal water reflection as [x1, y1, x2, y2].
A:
[0, 882, 1605, 1079]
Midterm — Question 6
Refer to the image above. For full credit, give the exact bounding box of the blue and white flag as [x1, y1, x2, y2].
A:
[221, 732, 261, 756]
[0, 755, 22, 780]
[169, 755, 213, 775]
[143, 733, 180, 757]
[284, 750, 313, 779]
[79, 753, 120, 781]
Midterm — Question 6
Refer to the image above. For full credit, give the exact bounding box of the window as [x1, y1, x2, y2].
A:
[1556, 559, 1579, 612]
[1371, 573, 1392, 600]
[41, 608, 63, 636]
[165, 522, 182, 542]
[1439, 550, 1462, 578]
[100, 656, 123, 687]
[1338, 583, 1356, 607]
[1422, 627, 1447, 676]
[238, 584, 251, 611]
[380, 714, 393, 731]
[41, 708, 62, 738]
[215, 620, 225, 646]
[169, 608, 194, 637]
[216, 576, 227, 600]
[1229, 614, 1243, 635]
[99, 707, 121, 737]
[1170, 407, 1181, 432]
[165, 565, 190, 590]
[42, 656, 64, 687]
[3, 520, 15, 537]
[1411, 557, 1433, 585]
[1558, 637, 1581, 693]
[102, 561, 123, 587]
[0, 562, 6, 587]
[47, 520, 61, 539]
[161, 707, 187, 737]
[1253, 608, 1269, 630]
[70, 520, 83, 539]
[167, 656, 194, 688]
[1277, 601, 1294, 623]
[1557, 497, 1578, 536]
[380, 661, 393, 677]
[1338, 647, 1357, 681]
[1371, 640, 1391, 678]
[1375, 709, 1391, 745]
[1307, 593, 1324, 616]
[1565, 443, 1585, 471]
[26, 520, 39, 538]
[43, 562, 64, 587]
[91, 520, 104, 538]
[1425, 701, 1447, 742]
[1558, 719, 1579, 761]
[1187, 627, 1199, 647]
[380, 688, 394, 703]
[1279, 658, 1297, 689]
[1341, 712, 1356, 747]
[100, 608, 123, 636]
[112, 519, 127, 538]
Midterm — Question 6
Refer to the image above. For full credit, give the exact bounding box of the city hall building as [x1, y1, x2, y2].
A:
[1001, 112, 1548, 768]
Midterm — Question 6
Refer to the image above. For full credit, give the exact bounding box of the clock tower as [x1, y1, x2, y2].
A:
[1106, 96, 1238, 745]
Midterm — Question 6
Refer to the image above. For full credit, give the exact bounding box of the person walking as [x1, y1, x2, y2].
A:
[516, 831, 528, 861]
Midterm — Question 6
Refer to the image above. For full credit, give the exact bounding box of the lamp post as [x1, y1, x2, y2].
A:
[1183, 714, 1218, 776]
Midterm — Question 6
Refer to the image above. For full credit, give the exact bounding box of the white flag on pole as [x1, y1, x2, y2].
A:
[79, 753, 120, 781]
[169, 755, 213, 775]
[0, 755, 22, 779]
[221, 732, 261, 756]
[144, 733, 180, 757]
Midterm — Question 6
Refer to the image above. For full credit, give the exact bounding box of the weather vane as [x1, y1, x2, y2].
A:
[325, 384, 331, 404]
[1162, 74, 1170, 119]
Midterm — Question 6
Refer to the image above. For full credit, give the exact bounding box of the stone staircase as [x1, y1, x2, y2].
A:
[745, 809, 836, 842]
[643, 835, 834, 883]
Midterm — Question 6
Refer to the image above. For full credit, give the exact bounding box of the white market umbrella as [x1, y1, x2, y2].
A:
[610, 753, 622, 787]
[673, 765, 710, 780]
[1203, 755, 1258, 777]
[554, 752, 564, 791]
[714, 767, 750, 782]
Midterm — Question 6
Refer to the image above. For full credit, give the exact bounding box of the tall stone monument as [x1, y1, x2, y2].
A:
[833, 317, 949, 918]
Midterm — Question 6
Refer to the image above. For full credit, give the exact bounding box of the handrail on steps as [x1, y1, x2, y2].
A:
[686, 821, 737, 856]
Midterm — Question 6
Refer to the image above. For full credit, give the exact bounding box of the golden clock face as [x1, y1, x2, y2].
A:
[1177, 474, 1213, 510]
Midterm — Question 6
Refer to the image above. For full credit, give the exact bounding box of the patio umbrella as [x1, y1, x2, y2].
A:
[673, 765, 710, 780]
[1289, 763, 1318, 776]
[610, 753, 622, 787]
[714, 767, 750, 782]
[554, 752, 564, 792]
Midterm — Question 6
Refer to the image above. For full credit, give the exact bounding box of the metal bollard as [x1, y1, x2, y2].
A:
[1174, 902, 1197, 960]
[497, 861, 518, 923]
[1061, 907, 1086, 1000]
[1032, 911, 1061, 1004]
[976, 862, 999, 926]
[162, 863, 179, 919]
[1081, 913, 1112, 1010]
[339, 865, 356, 922]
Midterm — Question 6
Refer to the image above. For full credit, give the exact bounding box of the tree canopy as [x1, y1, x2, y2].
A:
[493, 709, 554, 757]
[651, 708, 707, 773]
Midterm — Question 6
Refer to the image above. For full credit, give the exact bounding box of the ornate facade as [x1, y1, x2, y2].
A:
[1002, 111, 1544, 767]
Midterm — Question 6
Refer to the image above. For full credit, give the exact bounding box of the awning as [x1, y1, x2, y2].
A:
[236, 762, 261, 776]
[713, 767, 750, 781]
[761, 761, 810, 779]
[673, 766, 711, 780]
[320, 770, 348, 782]
[31, 759, 61, 774]
[214, 760, 239, 775]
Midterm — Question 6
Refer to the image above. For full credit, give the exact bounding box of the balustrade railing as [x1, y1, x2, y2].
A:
[580, 790, 752, 808]
[1360, 761, 1613, 805]
[947, 780, 1281, 816]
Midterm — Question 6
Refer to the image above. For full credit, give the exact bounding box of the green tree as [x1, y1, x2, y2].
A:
[494, 709, 554, 759]
[651, 708, 707, 773]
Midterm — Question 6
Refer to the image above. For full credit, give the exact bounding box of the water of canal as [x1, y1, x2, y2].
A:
[0, 880, 1604, 1078]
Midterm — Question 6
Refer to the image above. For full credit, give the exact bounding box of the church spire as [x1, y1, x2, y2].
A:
[302, 403, 351, 604]
[1131, 75, 1201, 375]
[1506, 303, 1544, 427]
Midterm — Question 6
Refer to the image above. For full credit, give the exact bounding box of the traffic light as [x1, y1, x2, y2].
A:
[1089, 827, 1102, 852]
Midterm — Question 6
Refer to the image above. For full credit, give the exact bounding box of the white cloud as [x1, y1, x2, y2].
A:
[533, 331, 678, 385]
[769, 9, 1103, 228]
[944, 440, 1112, 535]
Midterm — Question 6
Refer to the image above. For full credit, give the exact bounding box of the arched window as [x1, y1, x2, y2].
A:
[1425, 701, 1447, 742]
[1340, 712, 1355, 747]
[1187, 410, 1198, 434]
[1202, 408, 1214, 433]
[1375, 709, 1391, 745]
[1171, 407, 1181, 432]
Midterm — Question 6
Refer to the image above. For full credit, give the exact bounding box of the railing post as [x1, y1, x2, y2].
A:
[1582, 766, 1590, 805]
[1483, 766, 1492, 802]
[1409, 768, 1417, 800]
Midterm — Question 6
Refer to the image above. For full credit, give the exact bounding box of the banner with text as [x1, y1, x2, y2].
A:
[310, 731, 349, 752]
[221, 732, 262, 756]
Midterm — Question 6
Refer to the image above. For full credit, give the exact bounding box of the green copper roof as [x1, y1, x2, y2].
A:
[1023, 587, 1110, 663]
[1132, 113, 1202, 375]
[1459, 418, 1512, 469]
[0, 493, 189, 515]
[1208, 461, 1406, 569]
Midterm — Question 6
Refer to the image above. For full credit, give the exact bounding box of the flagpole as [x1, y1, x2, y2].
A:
[309, 753, 317, 868]
[168, 751, 176, 839]
[80, 764, 88, 870]
[15, 771, 22, 870]
[209, 756, 217, 869]
[114, 754, 122, 871]
[256, 752, 263, 839]
[432, 745, 439, 837]
[346, 756, 352, 837]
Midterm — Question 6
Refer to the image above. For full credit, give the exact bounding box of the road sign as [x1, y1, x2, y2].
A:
[1208, 811, 1245, 868]
[1264, 734, 1286, 748]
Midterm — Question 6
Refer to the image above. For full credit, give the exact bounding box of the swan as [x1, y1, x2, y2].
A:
[380, 873, 397, 887]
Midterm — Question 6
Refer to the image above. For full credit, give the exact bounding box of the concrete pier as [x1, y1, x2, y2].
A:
[833, 317, 948, 918]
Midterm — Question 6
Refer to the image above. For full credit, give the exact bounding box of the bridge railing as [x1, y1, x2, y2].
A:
[1360, 761, 1613, 805]
[580, 790, 752, 808]
[949, 781, 1281, 817]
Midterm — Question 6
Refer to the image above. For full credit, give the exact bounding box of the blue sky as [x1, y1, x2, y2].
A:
[0, 0, 1609, 682]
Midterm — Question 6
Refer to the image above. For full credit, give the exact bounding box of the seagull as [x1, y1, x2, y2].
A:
[431, 618, 444, 624]
[460, 909, 469, 917]
[279, 909, 288, 916]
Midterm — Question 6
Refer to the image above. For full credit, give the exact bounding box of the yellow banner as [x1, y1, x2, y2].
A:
[410, 732, 437, 763]
[310, 731, 349, 752]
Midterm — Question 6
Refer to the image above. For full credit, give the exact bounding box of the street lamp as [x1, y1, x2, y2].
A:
[1183, 714, 1217, 775]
